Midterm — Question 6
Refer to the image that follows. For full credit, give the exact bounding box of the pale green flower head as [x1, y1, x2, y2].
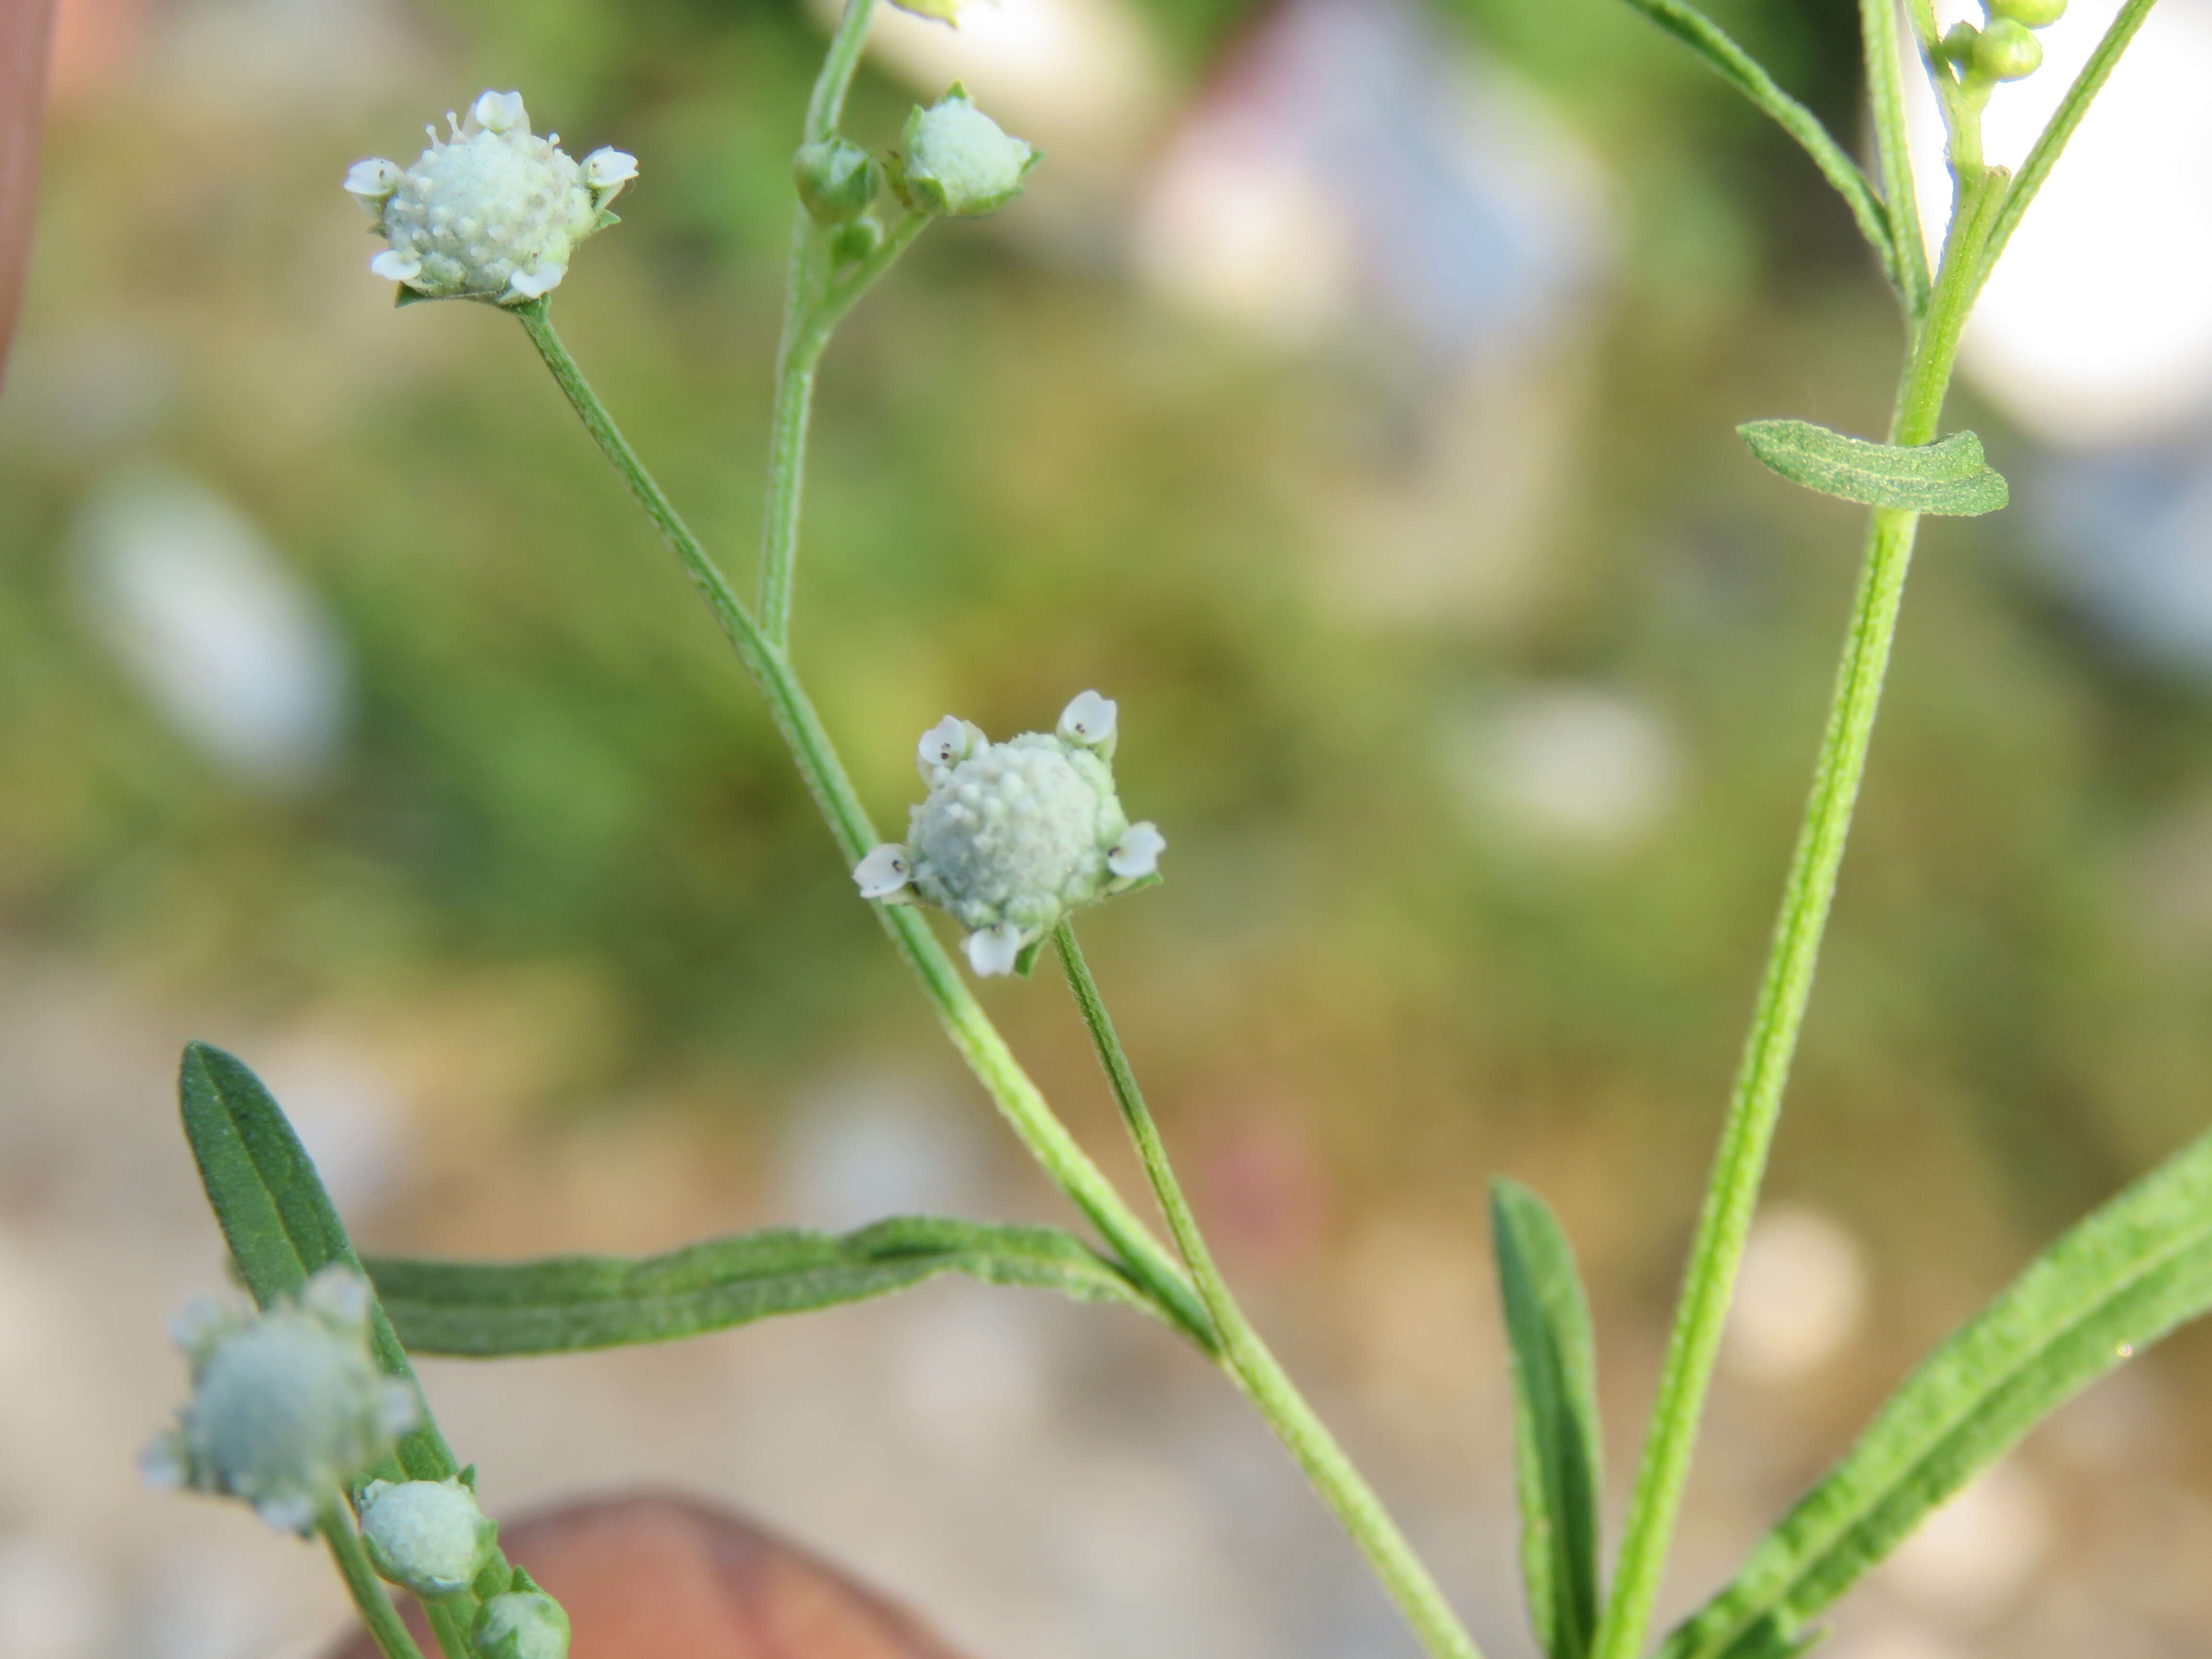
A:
[140, 1267, 418, 1535]
[361, 1476, 499, 1598]
[346, 91, 636, 305]
[893, 86, 1038, 217]
[854, 691, 1165, 976]
[474, 1578, 571, 1659]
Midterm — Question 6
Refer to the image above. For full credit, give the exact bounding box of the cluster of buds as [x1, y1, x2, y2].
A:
[854, 691, 1164, 976]
[1942, 0, 2067, 85]
[345, 91, 636, 305]
[139, 1267, 417, 1535]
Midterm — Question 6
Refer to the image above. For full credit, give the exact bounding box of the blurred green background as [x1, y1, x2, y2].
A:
[6, 1, 2212, 1656]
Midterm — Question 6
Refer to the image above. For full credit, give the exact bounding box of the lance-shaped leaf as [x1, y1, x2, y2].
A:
[1738, 420, 2008, 516]
[369, 1217, 1158, 1356]
[1660, 1125, 2212, 1659]
[178, 1041, 513, 1617]
[1492, 1178, 1606, 1659]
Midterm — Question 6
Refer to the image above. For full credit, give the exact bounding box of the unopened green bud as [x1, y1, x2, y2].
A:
[1972, 17, 2044, 79]
[1986, 0, 2066, 27]
[1940, 21, 1981, 67]
[360, 1478, 499, 1598]
[473, 1580, 570, 1659]
[891, 0, 962, 18]
[830, 214, 886, 268]
[794, 137, 884, 224]
[893, 86, 1037, 217]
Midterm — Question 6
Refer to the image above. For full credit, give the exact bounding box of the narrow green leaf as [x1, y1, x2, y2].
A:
[1611, 0, 1898, 290]
[1737, 420, 2008, 516]
[178, 1042, 512, 1616]
[368, 1215, 1159, 1356]
[1491, 1178, 1605, 1659]
[1661, 1126, 2212, 1659]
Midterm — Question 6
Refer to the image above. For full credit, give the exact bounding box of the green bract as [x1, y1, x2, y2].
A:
[853, 692, 1163, 975]
[893, 87, 1038, 217]
[360, 1477, 499, 1598]
[140, 1267, 417, 1535]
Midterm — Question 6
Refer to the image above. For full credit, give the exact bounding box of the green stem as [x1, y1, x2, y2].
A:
[1053, 923, 1481, 1659]
[321, 1506, 430, 1659]
[759, 0, 883, 647]
[512, 299, 1210, 1348]
[1591, 171, 2003, 1659]
[1859, 0, 1930, 318]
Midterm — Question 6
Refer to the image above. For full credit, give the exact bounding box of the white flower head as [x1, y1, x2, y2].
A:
[1057, 689, 1117, 756]
[864, 695, 1165, 977]
[346, 91, 636, 306]
[474, 1585, 572, 1659]
[142, 1266, 418, 1533]
[853, 842, 914, 900]
[894, 85, 1038, 217]
[360, 1477, 499, 1598]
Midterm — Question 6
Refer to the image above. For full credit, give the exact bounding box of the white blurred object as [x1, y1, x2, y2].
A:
[893, 1293, 1050, 1451]
[249, 1039, 407, 1213]
[1878, 1457, 2052, 1619]
[1905, 0, 2212, 445]
[779, 1071, 982, 1229]
[0, 1537, 107, 1659]
[1135, 0, 1605, 354]
[1723, 1204, 1868, 1383]
[74, 470, 350, 788]
[809, 0, 1164, 172]
[1830, 1626, 1971, 1659]
[1449, 686, 1680, 853]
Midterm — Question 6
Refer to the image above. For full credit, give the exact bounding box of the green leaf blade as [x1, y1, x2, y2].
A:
[1491, 1178, 1606, 1659]
[1738, 420, 2008, 516]
[1661, 1127, 2212, 1659]
[369, 1215, 1157, 1356]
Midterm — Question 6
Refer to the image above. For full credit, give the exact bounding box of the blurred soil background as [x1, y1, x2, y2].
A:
[6, 0, 2212, 1656]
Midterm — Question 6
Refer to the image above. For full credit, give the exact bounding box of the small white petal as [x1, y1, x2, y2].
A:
[470, 90, 528, 134]
[379, 1381, 422, 1438]
[1057, 689, 1117, 749]
[853, 843, 913, 899]
[584, 147, 638, 199]
[505, 261, 565, 300]
[302, 1266, 369, 1329]
[343, 158, 402, 204]
[916, 715, 974, 781]
[167, 1293, 232, 1357]
[137, 1435, 187, 1491]
[963, 924, 1025, 976]
[370, 249, 422, 282]
[1108, 821, 1165, 879]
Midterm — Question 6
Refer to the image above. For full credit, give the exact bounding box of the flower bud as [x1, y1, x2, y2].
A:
[142, 1267, 417, 1534]
[1972, 17, 2044, 79]
[851, 692, 1164, 974]
[794, 137, 885, 224]
[1940, 21, 1981, 68]
[360, 1478, 499, 1598]
[893, 87, 1038, 217]
[891, 0, 963, 18]
[1986, 0, 2066, 26]
[830, 214, 886, 268]
[346, 91, 635, 305]
[474, 1580, 571, 1659]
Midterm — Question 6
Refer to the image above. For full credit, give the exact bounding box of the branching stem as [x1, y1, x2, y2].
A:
[321, 1506, 431, 1659]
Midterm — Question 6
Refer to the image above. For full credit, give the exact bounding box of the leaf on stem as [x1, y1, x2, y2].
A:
[1609, 0, 1898, 289]
[1491, 1178, 1606, 1659]
[1659, 1125, 2212, 1659]
[369, 1216, 1160, 1355]
[1737, 420, 2008, 516]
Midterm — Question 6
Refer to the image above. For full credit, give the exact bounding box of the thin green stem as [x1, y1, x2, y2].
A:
[1052, 923, 1480, 1659]
[1592, 170, 2002, 1659]
[759, 0, 883, 647]
[321, 1506, 430, 1659]
[1859, 0, 1930, 317]
[512, 299, 1210, 1348]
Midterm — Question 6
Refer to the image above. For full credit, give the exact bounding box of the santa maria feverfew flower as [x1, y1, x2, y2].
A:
[345, 90, 636, 305]
[853, 691, 1165, 976]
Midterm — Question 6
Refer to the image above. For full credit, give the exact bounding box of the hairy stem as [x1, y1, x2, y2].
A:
[513, 299, 1210, 1348]
[322, 1506, 432, 1659]
[1054, 923, 1482, 1659]
[1592, 170, 2002, 1659]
